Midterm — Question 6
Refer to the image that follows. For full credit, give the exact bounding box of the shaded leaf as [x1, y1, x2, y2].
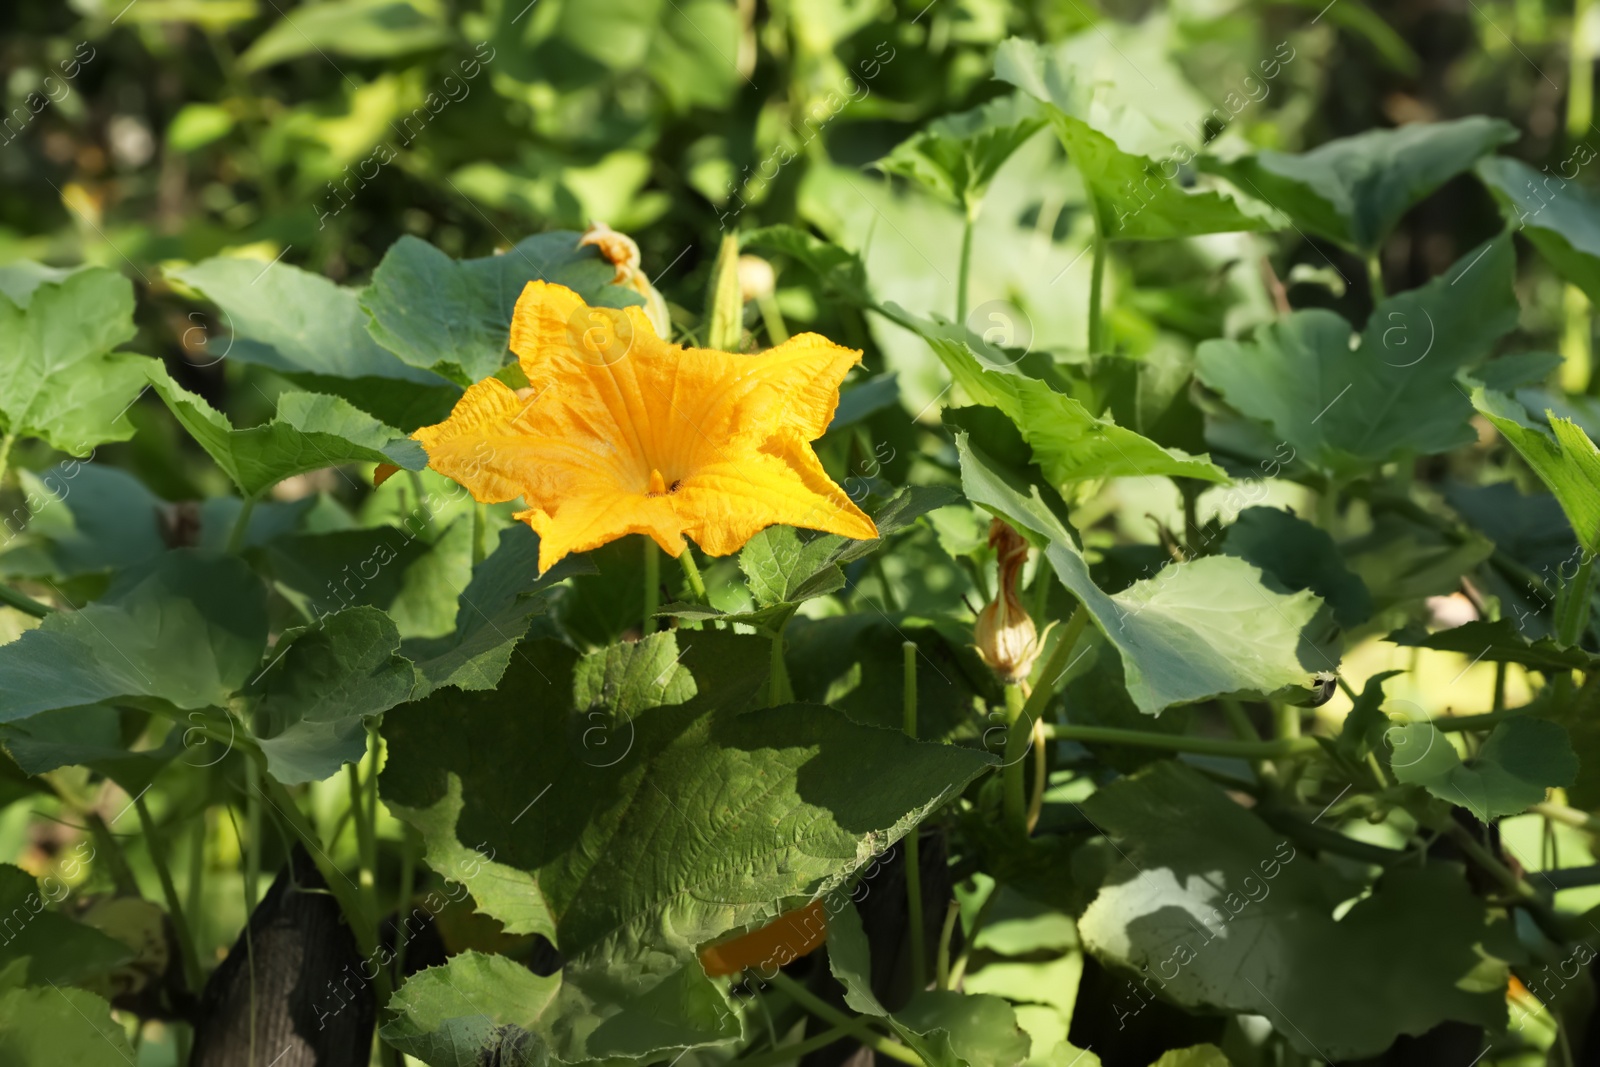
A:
[959, 436, 1325, 713]
[251, 607, 416, 784]
[241, 0, 451, 70]
[1386, 619, 1598, 674]
[1388, 717, 1577, 820]
[1076, 761, 1514, 1059]
[1202, 118, 1518, 253]
[877, 94, 1045, 208]
[0, 550, 267, 721]
[1473, 388, 1600, 554]
[1219, 507, 1372, 629]
[0, 974, 136, 1066]
[1479, 155, 1600, 305]
[0, 864, 134, 986]
[360, 232, 641, 386]
[1196, 235, 1518, 478]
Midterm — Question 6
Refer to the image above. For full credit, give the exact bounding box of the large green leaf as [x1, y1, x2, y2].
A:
[743, 225, 870, 304]
[1075, 761, 1514, 1059]
[958, 436, 1324, 713]
[360, 232, 641, 387]
[996, 38, 1272, 240]
[1473, 388, 1600, 554]
[401, 525, 585, 695]
[1386, 619, 1598, 674]
[909, 315, 1227, 487]
[0, 550, 267, 721]
[147, 370, 426, 499]
[170, 256, 456, 429]
[1201, 117, 1518, 253]
[0, 265, 155, 455]
[1219, 507, 1372, 629]
[0, 969, 136, 1066]
[0, 864, 133, 986]
[1, 705, 184, 792]
[830, 902, 1032, 1067]
[1479, 156, 1600, 305]
[876, 95, 1045, 209]
[1388, 717, 1577, 820]
[736, 486, 961, 608]
[1195, 235, 1518, 478]
[249, 607, 416, 784]
[380, 951, 560, 1066]
[240, 0, 451, 70]
[381, 630, 993, 1063]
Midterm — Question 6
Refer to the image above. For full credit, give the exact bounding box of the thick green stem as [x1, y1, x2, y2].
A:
[1366, 252, 1385, 303]
[934, 899, 959, 991]
[734, 1021, 886, 1067]
[1002, 683, 1029, 834]
[643, 538, 660, 636]
[756, 292, 789, 345]
[957, 199, 978, 323]
[0, 581, 51, 618]
[185, 810, 207, 962]
[1555, 554, 1595, 648]
[226, 494, 258, 554]
[1041, 723, 1321, 759]
[243, 758, 262, 913]
[766, 972, 923, 1066]
[135, 796, 205, 992]
[1572, 0, 1595, 141]
[767, 622, 793, 707]
[1087, 211, 1107, 355]
[394, 825, 418, 980]
[0, 432, 14, 491]
[901, 641, 925, 989]
[678, 549, 708, 603]
[1018, 604, 1090, 727]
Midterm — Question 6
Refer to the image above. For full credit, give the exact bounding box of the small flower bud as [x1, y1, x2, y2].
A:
[737, 254, 775, 303]
[576, 221, 671, 339]
[975, 518, 1041, 683]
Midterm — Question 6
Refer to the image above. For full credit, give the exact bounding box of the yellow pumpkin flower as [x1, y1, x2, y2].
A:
[413, 281, 878, 574]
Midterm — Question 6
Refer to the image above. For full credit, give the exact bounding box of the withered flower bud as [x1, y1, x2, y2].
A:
[975, 518, 1041, 683]
[577, 221, 672, 340]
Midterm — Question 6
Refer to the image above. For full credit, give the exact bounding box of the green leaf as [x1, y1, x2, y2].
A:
[1, 705, 184, 792]
[1196, 235, 1518, 478]
[401, 525, 586, 695]
[958, 436, 1325, 713]
[1219, 507, 1372, 629]
[738, 486, 962, 608]
[0, 550, 267, 721]
[876, 94, 1045, 208]
[0, 265, 155, 455]
[1389, 717, 1577, 820]
[1151, 1047, 1232, 1067]
[830, 902, 1031, 1067]
[1334, 669, 1404, 764]
[147, 370, 426, 499]
[1386, 619, 1598, 674]
[995, 38, 1272, 241]
[250, 607, 416, 784]
[380, 951, 559, 1066]
[908, 314, 1227, 486]
[240, 0, 451, 70]
[1341, 512, 1495, 612]
[170, 256, 456, 429]
[0, 462, 166, 579]
[260, 527, 433, 619]
[742, 225, 870, 303]
[1473, 388, 1600, 554]
[0, 980, 136, 1066]
[1076, 761, 1514, 1059]
[381, 630, 993, 1063]
[0, 863, 134, 986]
[360, 232, 642, 387]
[1479, 155, 1600, 304]
[1201, 117, 1518, 253]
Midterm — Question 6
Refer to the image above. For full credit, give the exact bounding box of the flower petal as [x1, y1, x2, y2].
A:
[677, 441, 877, 557]
[517, 492, 687, 574]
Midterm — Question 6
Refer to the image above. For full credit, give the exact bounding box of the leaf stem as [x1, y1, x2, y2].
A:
[643, 537, 660, 636]
[767, 621, 794, 707]
[1040, 723, 1321, 760]
[757, 292, 790, 345]
[1002, 683, 1029, 834]
[678, 549, 708, 603]
[957, 199, 978, 323]
[765, 972, 923, 1066]
[1554, 553, 1595, 648]
[1366, 252, 1385, 303]
[134, 795, 205, 992]
[226, 494, 257, 554]
[901, 641, 925, 990]
[934, 899, 959, 991]
[1018, 604, 1090, 727]
[1087, 210, 1107, 355]
[733, 1021, 882, 1067]
[471, 502, 489, 567]
[0, 581, 52, 618]
[0, 432, 13, 491]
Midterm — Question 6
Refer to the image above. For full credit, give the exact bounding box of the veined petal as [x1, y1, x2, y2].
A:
[677, 440, 877, 557]
[517, 492, 687, 574]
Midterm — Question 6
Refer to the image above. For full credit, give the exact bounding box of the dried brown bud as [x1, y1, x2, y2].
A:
[975, 518, 1041, 683]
